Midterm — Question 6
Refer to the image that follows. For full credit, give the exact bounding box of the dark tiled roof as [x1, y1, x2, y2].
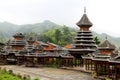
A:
[38, 41, 48, 46]
[76, 14, 93, 27]
[108, 54, 120, 63]
[47, 42, 59, 47]
[92, 53, 111, 61]
[82, 54, 93, 59]
[110, 53, 118, 58]
[25, 52, 60, 57]
[35, 44, 44, 50]
[9, 40, 26, 46]
[27, 37, 35, 41]
[13, 33, 25, 38]
[98, 40, 115, 49]
[60, 52, 74, 58]
[93, 53, 111, 57]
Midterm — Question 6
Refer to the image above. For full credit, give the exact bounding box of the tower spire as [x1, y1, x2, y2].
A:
[105, 36, 108, 40]
[76, 7, 93, 27]
[84, 7, 86, 14]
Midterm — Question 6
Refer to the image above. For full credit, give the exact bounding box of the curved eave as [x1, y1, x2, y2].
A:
[74, 44, 96, 47]
[94, 56, 110, 58]
[98, 47, 115, 50]
[92, 58, 109, 61]
[47, 49, 63, 51]
[15, 54, 24, 56]
[61, 56, 74, 58]
[74, 40, 95, 43]
[75, 37, 93, 39]
[77, 34, 92, 36]
[9, 44, 26, 46]
[77, 31, 91, 33]
[108, 60, 120, 63]
[77, 24, 92, 27]
[82, 56, 92, 59]
[25, 55, 59, 57]
[69, 49, 96, 52]
[13, 35, 25, 38]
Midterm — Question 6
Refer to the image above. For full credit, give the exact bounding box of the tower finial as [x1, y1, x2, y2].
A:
[105, 36, 107, 40]
[84, 7, 86, 14]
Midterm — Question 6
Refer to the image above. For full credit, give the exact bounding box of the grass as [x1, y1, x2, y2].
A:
[0, 70, 22, 80]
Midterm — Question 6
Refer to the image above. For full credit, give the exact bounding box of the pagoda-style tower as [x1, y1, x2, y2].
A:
[9, 33, 26, 52]
[69, 9, 97, 61]
[3, 33, 26, 64]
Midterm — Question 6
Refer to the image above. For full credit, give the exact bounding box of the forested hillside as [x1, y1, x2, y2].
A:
[0, 20, 120, 47]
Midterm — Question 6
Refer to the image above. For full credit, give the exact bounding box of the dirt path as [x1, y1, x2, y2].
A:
[0, 65, 97, 80]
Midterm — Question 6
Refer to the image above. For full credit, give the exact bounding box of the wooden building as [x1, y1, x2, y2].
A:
[108, 53, 120, 80]
[0, 33, 26, 64]
[69, 10, 97, 66]
[92, 39, 115, 79]
[82, 38, 120, 80]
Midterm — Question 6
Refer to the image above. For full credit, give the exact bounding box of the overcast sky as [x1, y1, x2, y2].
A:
[0, 0, 120, 37]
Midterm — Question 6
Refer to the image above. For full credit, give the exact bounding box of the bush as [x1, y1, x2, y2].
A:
[16, 73, 22, 78]
[23, 74, 30, 80]
[34, 77, 39, 80]
[105, 77, 112, 80]
[8, 69, 13, 74]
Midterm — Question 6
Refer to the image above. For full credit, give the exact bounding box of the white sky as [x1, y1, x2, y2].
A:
[0, 0, 120, 37]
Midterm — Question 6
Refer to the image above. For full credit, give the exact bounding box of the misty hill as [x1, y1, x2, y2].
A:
[0, 22, 20, 39]
[17, 20, 62, 34]
[93, 32, 120, 48]
[0, 20, 120, 47]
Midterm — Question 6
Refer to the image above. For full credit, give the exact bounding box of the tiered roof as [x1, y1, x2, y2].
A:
[76, 13, 93, 27]
[9, 40, 26, 46]
[83, 39, 116, 61]
[13, 33, 25, 38]
[108, 49, 120, 63]
[69, 11, 97, 56]
[98, 39, 115, 50]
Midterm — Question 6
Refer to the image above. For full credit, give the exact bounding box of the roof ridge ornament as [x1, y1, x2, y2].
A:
[105, 36, 109, 47]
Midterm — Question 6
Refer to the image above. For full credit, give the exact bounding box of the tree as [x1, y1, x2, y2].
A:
[94, 36, 101, 45]
[54, 29, 62, 41]
[24, 26, 76, 46]
[62, 26, 70, 34]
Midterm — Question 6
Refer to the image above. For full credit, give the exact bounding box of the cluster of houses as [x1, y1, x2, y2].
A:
[0, 32, 74, 66]
[0, 10, 120, 80]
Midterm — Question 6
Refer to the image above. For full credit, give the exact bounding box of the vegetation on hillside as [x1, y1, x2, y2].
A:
[25, 26, 76, 46]
[0, 20, 119, 47]
[38, 26, 76, 46]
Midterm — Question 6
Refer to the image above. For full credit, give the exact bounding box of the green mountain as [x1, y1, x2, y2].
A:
[0, 20, 120, 47]
[17, 20, 62, 34]
[93, 32, 120, 48]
